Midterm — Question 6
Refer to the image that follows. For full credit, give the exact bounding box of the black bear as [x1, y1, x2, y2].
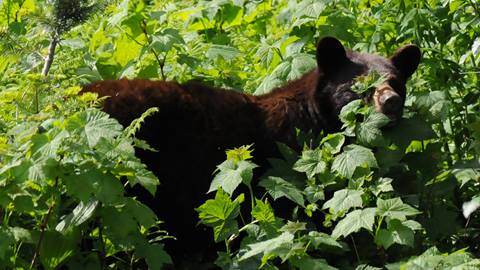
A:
[81, 37, 420, 266]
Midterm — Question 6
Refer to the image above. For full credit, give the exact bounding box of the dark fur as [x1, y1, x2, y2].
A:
[81, 37, 420, 267]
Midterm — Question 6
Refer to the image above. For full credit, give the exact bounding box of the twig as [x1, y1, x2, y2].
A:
[140, 20, 167, 80]
[29, 202, 55, 269]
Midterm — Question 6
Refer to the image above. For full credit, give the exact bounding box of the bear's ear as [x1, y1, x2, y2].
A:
[316, 37, 348, 76]
[390, 44, 421, 80]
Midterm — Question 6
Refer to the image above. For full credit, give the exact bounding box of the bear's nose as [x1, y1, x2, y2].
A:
[380, 93, 402, 113]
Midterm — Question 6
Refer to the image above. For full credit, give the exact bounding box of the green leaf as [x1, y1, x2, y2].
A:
[239, 231, 294, 261]
[321, 133, 345, 154]
[332, 144, 377, 179]
[332, 208, 376, 239]
[369, 177, 394, 196]
[151, 28, 184, 52]
[66, 109, 123, 148]
[124, 198, 157, 228]
[339, 100, 363, 126]
[259, 176, 305, 207]
[206, 44, 240, 61]
[293, 148, 328, 178]
[356, 111, 390, 146]
[196, 189, 243, 242]
[56, 199, 99, 233]
[290, 256, 338, 270]
[307, 231, 343, 250]
[375, 219, 414, 249]
[376, 198, 421, 220]
[40, 231, 75, 270]
[135, 242, 172, 270]
[400, 247, 480, 269]
[0, 227, 14, 259]
[251, 199, 276, 224]
[208, 160, 258, 196]
[322, 189, 364, 214]
[128, 165, 159, 196]
[226, 145, 254, 162]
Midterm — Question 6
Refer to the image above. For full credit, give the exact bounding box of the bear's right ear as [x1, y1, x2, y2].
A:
[316, 37, 348, 76]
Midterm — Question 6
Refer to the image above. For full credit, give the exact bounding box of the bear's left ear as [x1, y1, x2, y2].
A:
[390, 44, 421, 80]
[316, 37, 348, 76]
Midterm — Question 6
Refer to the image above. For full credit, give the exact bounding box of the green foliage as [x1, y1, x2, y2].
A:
[1, 0, 480, 268]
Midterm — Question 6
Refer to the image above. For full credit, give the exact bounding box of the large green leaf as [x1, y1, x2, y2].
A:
[375, 219, 414, 249]
[293, 148, 328, 178]
[259, 176, 305, 207]
[196, 189, 244, 242]
[332, 144, 377, 179]
[239, 231, 294, 261]
[332, 208, 376, 239]
[356, 111, 390, 147]
[56, 199, 99, 233]
[65, 109, 123, 148]
[40, 231, 75, 270]
[376, 197, 421, 220]
[208, 160, 257, 196]
[322, 189, 364, 214]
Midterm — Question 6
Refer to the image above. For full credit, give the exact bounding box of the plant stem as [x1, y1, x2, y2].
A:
[98, 222, 106, 270]
[29, 202, 55, 270]
[350, 235, 360, 264]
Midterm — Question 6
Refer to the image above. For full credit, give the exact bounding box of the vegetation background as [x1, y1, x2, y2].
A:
[0, 0, 479, 269]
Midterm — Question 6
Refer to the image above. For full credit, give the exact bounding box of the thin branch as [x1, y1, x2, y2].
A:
[140, 20, 167, 80]
[29, 202, 55, 269]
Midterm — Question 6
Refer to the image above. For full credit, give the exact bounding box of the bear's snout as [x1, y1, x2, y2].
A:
[374, 84, 403, 123]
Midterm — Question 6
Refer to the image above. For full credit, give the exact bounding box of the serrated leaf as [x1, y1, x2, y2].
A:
[239, 231, 294, 261]
[332, 144, 377, 179]
[66, 109, 123, 148]
[206, 44, 240, 60]
[293, 148, 327, 178]
[376, 197, 420, 220]
[332, 208, 376, 239]
[375, 219, 414, 249]
[322, 189, 364, 214]
[339, 100, 363, 125]
[135, 242, 172, 269]
[356, 111, 390, 146]
[128, 166, 159, 196]
[56, 199, 99, 233]
[259, 176, 305, 207]
[151, 28, 184, 52]
[321, 133, 345, 154]
[208, 160, 257, 196]
[252, 199, 276, 224]
[196, 189, 243, 242]
[307, 231, 343, 250]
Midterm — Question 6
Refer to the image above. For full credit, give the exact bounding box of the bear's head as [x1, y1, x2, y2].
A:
[315, 37, 421, 130]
